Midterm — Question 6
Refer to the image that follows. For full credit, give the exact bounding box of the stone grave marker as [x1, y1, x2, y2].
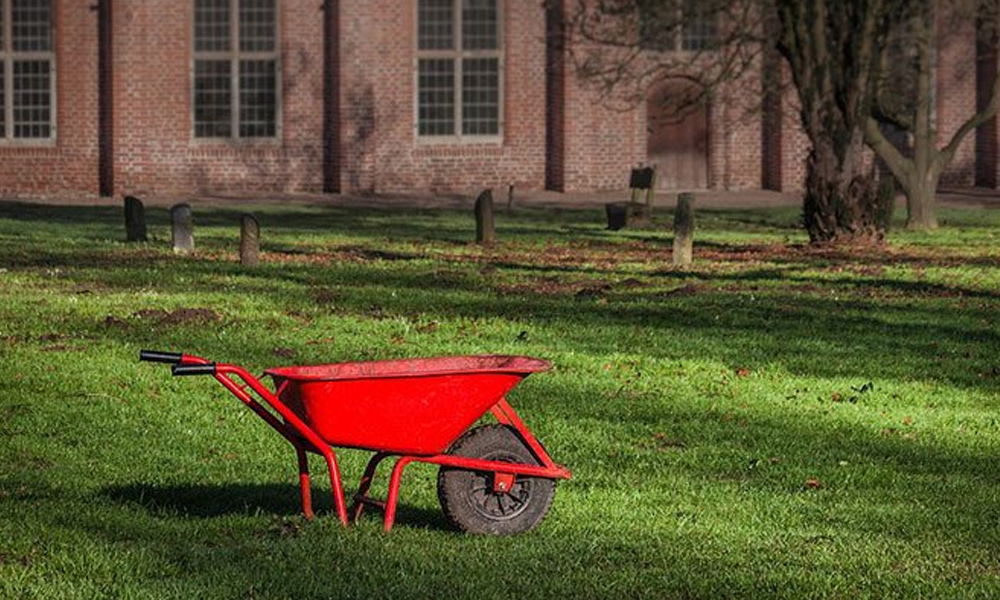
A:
[475, 189, 495, 245]
[123, 195, 147, 242]
[171, 203, 194, 253]
[673, 192, 695, 267]
[240, 213, 260, 267]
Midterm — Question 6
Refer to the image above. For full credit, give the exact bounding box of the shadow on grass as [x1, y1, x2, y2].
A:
[40, 401, 1000, 598]
[101, 482, 451, 531]
[0, 201, 596, 244]
[8, 248, 995, 390]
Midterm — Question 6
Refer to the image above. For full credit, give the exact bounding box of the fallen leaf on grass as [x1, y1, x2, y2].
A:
[273, 347, 296, 359]
[804, 479, 822, 490]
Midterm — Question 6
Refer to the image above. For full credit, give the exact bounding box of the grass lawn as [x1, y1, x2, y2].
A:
[0, 197, 998, 599]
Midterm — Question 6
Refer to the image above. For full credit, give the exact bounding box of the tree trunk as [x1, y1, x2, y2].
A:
[803, 134, 886, 244]
[904, 172, 939, 229]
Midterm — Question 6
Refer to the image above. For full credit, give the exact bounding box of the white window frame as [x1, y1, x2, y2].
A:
[190, 0, 282, 142]
[0, 0, 56, 145]
[413, 0, 504, 144]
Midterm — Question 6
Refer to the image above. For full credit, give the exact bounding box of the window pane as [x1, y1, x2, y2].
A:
[240, 0, 276, 52]
[462, 0, 498, 50]
[12, 60, 51, 138]
[12, 0, 51, 52]
[194, 60, 232, 137]
[638, 0, 679, 51]
[418, 0, 453, 50]
[682, 0, 717, 51]
[239, 60, 276, 137]
[418, 59, 455, 135]
[195, 0, 231, 52]
[462, 58, 498, 135]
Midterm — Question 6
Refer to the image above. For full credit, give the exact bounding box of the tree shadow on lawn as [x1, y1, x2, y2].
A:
[18, 400, 997, 599]
[19, 251, 993, 391]
[0, 201, 593, 245]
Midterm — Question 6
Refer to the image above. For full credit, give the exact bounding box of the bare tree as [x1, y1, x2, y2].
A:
[866, 0, 999, 230]
[773, 0, 897, 243]
[567, 0, 902, 244]
[569, 0, 765, 117]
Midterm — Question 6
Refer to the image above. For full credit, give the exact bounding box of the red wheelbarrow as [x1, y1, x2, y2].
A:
[139, 350, 571, 534]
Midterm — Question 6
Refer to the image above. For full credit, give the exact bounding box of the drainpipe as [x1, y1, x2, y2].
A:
[545, 0, 565, 192]
[323, 0, 340, 193]
[97, 0, 114, 197]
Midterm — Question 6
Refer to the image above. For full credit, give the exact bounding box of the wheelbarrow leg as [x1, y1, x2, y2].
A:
[351, 452, 391, 523]
[384, 456, 414, 532]
[320, 448, 349, 525]
[295, 446, 314, 520]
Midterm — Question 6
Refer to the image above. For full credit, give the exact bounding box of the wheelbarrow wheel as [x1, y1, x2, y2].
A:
[437, 424, 556, 535]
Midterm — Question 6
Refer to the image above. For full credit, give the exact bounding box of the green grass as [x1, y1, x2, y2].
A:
[0, 198, 998, 599]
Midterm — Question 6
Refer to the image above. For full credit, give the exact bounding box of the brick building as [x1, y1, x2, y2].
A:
[0, 0, 995, 198]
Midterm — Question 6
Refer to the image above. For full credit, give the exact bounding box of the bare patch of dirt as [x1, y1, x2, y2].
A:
[40, 344, 85, 353]
[312, 288, 341, 304]
[496, 276, 579, 297]
[103, 315, 129, 328]
[37, 333, 69, 342]
[659, 283, 703, 297]
[575, 283, 612, 300]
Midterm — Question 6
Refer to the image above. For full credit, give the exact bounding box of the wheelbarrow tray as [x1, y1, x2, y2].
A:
[265, 355, 551, 456]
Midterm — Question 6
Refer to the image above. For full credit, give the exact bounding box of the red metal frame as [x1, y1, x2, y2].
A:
[174, 354, 570, 531]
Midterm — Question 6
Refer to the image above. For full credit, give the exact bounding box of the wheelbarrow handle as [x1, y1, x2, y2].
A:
[172, 363, 217, 376]
[139, 349, 184, 364]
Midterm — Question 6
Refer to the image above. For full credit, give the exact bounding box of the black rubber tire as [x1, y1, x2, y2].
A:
[437, 424, 556, 535]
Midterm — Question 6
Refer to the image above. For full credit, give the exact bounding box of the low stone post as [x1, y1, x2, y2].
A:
[171, 203, 194, 253]
[475, 189, 495, 245]
[672, 192, 695, 267]
[123, 195, 147, 242]
[240, 213, 260, 267]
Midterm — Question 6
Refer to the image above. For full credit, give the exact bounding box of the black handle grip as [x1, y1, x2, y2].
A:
[140, 350, 183, 364]
[172, 363, 217, 376]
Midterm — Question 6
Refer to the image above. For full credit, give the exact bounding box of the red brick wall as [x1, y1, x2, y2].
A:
[0, 1, 98, 198]
[111, 0, 325, 196]
[707, 74, 764, 191]
[780, 74, 811, 193]
[937, 11, 978, 187]
[0, 1, 996, 199]
[559, 81, 645, 192]
[338, 0, 549, 194]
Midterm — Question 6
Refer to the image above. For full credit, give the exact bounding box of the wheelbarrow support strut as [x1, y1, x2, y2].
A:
[349, 398, 570, 531]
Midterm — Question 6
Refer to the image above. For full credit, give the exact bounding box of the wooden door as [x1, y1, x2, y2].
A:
[647, 84, 709, 190]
